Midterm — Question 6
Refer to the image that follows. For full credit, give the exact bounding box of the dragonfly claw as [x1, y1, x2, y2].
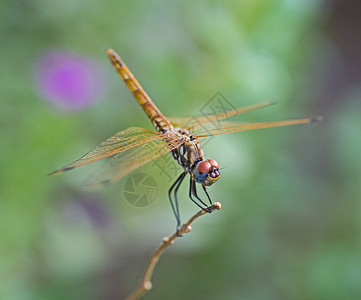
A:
[205, 206, 213, 214]
[200, 206, 212, 214]
[176, 228, 183, 237]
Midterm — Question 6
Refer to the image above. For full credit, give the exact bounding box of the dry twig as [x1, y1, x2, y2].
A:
[125, 202, 222, 300]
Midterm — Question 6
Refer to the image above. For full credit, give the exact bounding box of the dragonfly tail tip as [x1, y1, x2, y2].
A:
[105, 48, 116, 57]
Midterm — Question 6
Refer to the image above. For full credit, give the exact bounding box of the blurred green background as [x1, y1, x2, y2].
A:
[1, 0, 361, 299]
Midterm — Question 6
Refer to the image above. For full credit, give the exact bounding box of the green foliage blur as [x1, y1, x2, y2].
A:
[1, 0, 360, 299]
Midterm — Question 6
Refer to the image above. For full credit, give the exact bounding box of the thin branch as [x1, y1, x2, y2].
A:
[125, 202, 222, 300]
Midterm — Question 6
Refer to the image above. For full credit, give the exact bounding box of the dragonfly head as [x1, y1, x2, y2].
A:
[193, 159, 220, 186]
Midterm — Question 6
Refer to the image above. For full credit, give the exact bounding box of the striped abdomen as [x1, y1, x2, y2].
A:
[106, 49, 173, 133]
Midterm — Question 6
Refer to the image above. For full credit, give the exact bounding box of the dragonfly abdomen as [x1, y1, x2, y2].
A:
[106, 48, 173, 133]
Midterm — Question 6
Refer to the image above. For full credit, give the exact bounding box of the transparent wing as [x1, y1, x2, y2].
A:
[49, 127, 180, 175]
[85, 136, 183, 188]
[168, 101, 275, 129]
[194, 117, 323, 137]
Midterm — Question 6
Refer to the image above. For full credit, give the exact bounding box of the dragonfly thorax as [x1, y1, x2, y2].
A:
[171, 128, 205, 172]
[193, 158, 220, 186]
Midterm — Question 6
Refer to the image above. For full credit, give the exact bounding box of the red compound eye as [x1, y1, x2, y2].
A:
[196, 160, 211, 173]
[208, 159, 219, 170]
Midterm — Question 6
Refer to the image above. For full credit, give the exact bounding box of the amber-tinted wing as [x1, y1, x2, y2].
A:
[168, 101, 275, 129]
[85, 136, 183, 188]
[193, 117, 323, 137]
[49, 127, 180, 176]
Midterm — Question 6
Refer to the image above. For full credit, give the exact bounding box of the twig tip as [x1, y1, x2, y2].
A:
[144, 281, 152, 291]
[214, 202, 222, 210]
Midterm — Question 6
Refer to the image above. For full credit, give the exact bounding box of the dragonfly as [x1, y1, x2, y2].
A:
[50, 48, 322, 229]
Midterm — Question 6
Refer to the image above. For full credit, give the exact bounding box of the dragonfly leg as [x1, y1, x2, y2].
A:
[189, 177, 211, 213]
[168, 172, 186, 229]
[202, 184, 213, 206]
[192, 179, 211, 207]
[193, 180, 212, 213]
[174, 172, 187, 236]
[174, 173, 186, 225]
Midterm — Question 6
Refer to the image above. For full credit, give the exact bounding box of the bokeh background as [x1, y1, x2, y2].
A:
[1, 0, 361, 299]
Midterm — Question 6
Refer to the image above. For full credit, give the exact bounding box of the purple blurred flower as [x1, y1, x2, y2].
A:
[36, 51, 105, 111]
